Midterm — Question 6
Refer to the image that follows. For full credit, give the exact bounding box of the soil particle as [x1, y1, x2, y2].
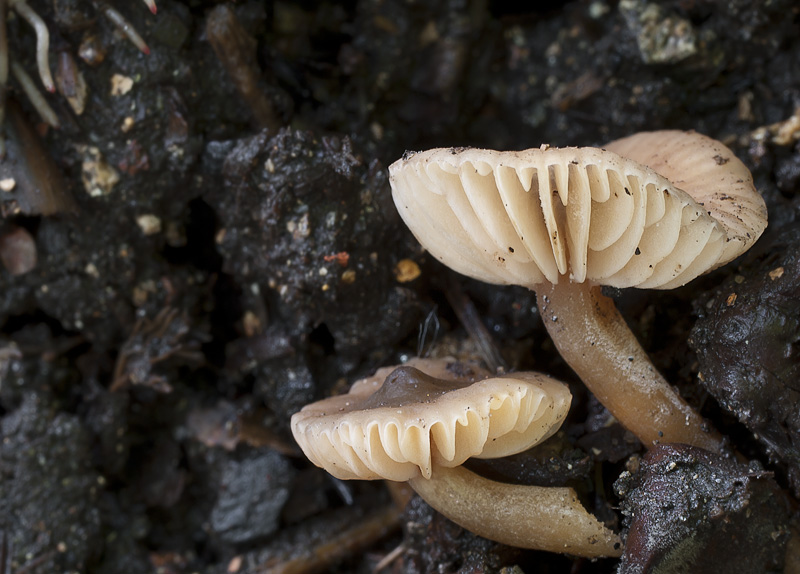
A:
[401, 496, 518, 574]
[208, 128, 423, 354]
[0, 393, 101, 572]
[209, 450, 295, 545]
[690, 223, 800, 495]
[619, 0, 700, 65]
[0, 226, 37, 276]
[615, 444, 791, 574]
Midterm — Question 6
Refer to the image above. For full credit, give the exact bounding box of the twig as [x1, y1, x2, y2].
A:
[110, 307, 197, 392]
[373, 543, 405, 573]
[253, 505, 402, 574]
[14, 550, 57, 574]
[444, 275, 506, 373]
[9, 0, 53, 92]
[95, 2, 150, 55]
[10, 60, 59, 127]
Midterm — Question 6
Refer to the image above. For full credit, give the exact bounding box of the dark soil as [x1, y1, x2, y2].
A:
[0, 1, 799, 573]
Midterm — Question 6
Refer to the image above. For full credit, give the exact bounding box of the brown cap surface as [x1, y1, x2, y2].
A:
[291, 357, 572, 481]
[389, 132, 766, 289]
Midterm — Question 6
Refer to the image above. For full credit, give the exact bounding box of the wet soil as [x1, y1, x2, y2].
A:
[0, 1, 799, 573]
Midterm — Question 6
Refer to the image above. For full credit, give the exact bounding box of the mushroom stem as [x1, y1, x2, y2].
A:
[537, 280, 723, 452]
[408, 464, 622, 558]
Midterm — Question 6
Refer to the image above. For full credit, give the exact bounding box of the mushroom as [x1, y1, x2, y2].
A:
[291, 357, 622, 558]
[388, 131, 767, 453]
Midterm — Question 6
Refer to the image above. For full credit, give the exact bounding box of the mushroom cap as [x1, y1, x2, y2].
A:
[389, 131, 766, 289]
[291, 357, 572, 481]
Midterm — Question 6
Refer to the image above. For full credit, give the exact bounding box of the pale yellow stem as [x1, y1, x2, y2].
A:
[409, 465, 622, 558]
[537, 280, 723, 452]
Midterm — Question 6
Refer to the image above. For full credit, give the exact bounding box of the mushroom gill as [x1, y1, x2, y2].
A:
[389, 131, 767, 452]
[291, 357, 622, 558]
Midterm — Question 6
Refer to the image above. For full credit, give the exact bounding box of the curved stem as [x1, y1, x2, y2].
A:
[11, 0, 53, 92]
[537, 281, 723, 452]
[408, 465, 622, 558]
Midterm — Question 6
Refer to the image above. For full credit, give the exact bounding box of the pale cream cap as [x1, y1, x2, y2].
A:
[291, 357, 572, 481]
[389, 131, 766, 289]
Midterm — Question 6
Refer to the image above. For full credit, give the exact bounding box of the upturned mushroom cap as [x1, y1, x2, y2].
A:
[389, 131, 766, 289]
[291, 357, 572, 481]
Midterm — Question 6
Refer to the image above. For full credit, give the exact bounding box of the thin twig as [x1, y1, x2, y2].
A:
[9, 60, 59, 127]
[373, 543, 405, 573]
[254, 505, 402, 574]
[97, 2, 150, 54]
[14, 550, 58, 574]
[110, 307, 198, 392]
[9, 0, 53, 92]
[444, 274, 506, 373]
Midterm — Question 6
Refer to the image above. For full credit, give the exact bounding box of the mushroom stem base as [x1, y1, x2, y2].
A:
[408, 465, 622, 558]
[537, 281, 723, 452]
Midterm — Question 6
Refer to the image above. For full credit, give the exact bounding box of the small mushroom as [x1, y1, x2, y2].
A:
[291, 357, 622, 557]
[389, 131, 767, 452]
